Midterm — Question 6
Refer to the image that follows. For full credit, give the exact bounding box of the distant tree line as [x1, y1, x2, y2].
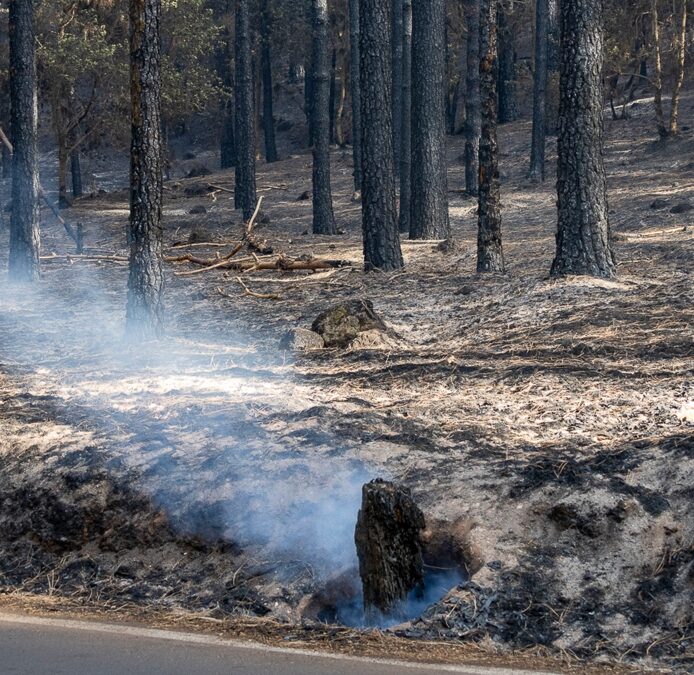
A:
[1, 0, 691, 337]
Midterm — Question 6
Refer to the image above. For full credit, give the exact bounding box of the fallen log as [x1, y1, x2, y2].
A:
[174, 255, 351, 276]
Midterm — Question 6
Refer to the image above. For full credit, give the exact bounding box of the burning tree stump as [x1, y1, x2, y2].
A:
[354, 479, 426, 622]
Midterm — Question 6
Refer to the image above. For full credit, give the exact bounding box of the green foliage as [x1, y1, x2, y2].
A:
[161, 0, 223, 126]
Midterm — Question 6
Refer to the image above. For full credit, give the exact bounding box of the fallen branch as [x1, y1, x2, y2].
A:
[207, 183, 234, 194]
[40, 254, 127, 263]
[215, 278, 282, 301]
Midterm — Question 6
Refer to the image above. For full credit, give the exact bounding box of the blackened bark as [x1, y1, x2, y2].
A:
[348, 0, 363, 192]
[8, 0, 40, 282]
[410, 0, 450, 240]
[355, 480, 425, 623]
[669, 0, 687, 136]
[464, 0, 481, 196]
[234, 0, 257, 220]
[310, 0, 337, 234]
[0, 79, 10, 180]
[220, 96, 236, 168]
[497, 1, 517, 124]
[127, 0, 164, 337]
[528, 0, 549, 182]
[305, 60, 314, 147]
[329, 48, 337, 146]
[260, 0, 278, 163]
[359, 0, 404, 271]
[71, 148, 82, 198]
[552, 0, 615, 278]
[216, 0, 236, 169]
[398, 0, 412, 234]
[478, 0, 505, 273]
[392, 0, 403, 176]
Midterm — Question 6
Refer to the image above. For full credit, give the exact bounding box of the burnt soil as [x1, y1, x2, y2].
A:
[0, 93, 692, 672]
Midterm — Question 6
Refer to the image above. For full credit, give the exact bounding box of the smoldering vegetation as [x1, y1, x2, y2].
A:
[0, 95, 692, 670]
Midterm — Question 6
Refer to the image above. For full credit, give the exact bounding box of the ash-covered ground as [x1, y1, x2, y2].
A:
[0, 94, 692, 672]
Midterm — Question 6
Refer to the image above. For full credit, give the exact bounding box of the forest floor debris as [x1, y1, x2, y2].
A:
[0, 96, 692, 672]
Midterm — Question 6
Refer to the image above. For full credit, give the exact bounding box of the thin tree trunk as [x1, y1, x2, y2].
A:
[234, 0, 257, 219]
[8, 0, 40, 282]
[311, 0, 337, 234]
[410, 0, 450, 240]
[478, 0, 505, 273]
[261, 0, 278, 163]
[669, 0, 687, 136]
[329, 48, 337, 145]
[127, 0, 165, 337]
[348, 0, 363, 192]
[392, 0, 403, 177]
[359, 0, 404, 271]
[652, 0, 667, 139]
[464, 0, 481, 196]
[57, 135, 70, 207]
[335, 54, 347, 145]
[305, 58, 314, 147]
[551, 0, 616, 279]
[399, 0, 413, 233]
[528, 0, 549, 182]
[71, 148, 83, 198]
[497, 0, 517, 124]
[216, 0, 236, 169]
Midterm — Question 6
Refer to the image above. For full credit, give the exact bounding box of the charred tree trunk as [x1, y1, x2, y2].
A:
[57, 139, 70, 208]
[669, 0, 687, 136]
[234, 0, 257, 219]
[305, 58, 314, 148]
[127, 0, 164, 337]
[410, 0, 450, 240]
[348, 0, 363, 192]
[464, 0, 481, 196]
[0, 79, 10, 180]
[355, 480, 425, 623]
[70, 147, 82, 199]
[497, 0, 517, 124]
[392, 0, 403, 177]
[478, 0, 505, 273]
[528, 0, 549, 182]
[652, 0, 667, 139]
[8, 0, 40, 282]
[551, 0, 615, 278]
[399, 0, 413, 233]
[329, 48, 337, 146]
[216, 0, 236, 169]
[545, 0, 560, 133]
[310, 0, 337, 235]
[359, 0, 404, 271]
[260, 0, 278, 163]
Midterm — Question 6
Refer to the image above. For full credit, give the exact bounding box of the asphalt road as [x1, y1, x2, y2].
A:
[0, 613, 556, 675]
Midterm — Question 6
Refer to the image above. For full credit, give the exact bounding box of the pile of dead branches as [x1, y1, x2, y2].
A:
[165, 198, 352, 277]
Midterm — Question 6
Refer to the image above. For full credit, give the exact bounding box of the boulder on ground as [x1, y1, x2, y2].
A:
[311, 299, 387, 348]
[186, 163, 211, 178]
[279, 328, 325, 351]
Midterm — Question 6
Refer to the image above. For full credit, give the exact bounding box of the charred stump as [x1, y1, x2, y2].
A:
[354, 479, 425, 623]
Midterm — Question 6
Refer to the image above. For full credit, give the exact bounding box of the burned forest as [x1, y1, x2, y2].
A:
[0, 0, 692, 673]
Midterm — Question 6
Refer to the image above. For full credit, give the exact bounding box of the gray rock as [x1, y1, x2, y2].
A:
[279, 328, 325, 351]
[311, 299, 387, 348]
